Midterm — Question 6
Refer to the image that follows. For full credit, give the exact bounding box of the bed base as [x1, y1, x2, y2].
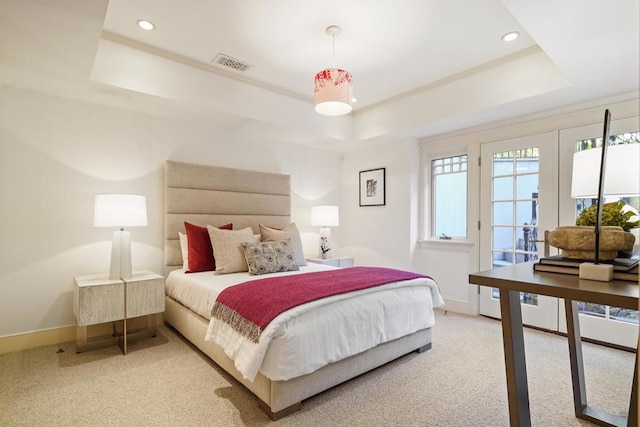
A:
[258, 400, 302, 421]
[416, 342, 432, 353]
[164, 296, 433, 420]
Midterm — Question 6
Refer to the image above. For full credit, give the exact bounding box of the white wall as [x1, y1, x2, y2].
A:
[340, 137, 473, 312]
[0, 87, 342, 338]
[340, 139, 419, 269]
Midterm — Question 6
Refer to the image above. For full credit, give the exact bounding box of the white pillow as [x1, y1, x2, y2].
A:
[207, 226, 255, 274]
[259, 223, 307, 266]
[179, 232, 188, 270]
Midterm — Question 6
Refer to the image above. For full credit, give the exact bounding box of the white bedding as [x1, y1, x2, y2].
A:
[165, 263, 336, 319]
[166, 266, 444, 382]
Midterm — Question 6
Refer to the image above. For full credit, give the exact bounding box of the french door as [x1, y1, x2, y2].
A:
[558, 117, 639, 349]
[479, 132, 559, 330]
[479, 118, 638, 349]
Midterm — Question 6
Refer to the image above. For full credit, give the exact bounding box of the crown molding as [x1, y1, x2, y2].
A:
[354, 45, 544, 116]
[100, 31, 313, 104]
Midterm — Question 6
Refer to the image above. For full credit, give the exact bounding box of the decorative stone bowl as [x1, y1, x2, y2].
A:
[547, 225, 636, 261]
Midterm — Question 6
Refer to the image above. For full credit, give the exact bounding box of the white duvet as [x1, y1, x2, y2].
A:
[166, 265, 444, 382]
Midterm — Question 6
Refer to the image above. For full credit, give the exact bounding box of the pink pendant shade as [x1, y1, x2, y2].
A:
[314, 68, 353, 116]
[314, 25, 353, 116]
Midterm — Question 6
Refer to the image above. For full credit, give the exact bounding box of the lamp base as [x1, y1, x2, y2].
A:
[109, 229, 132, 280]
[578, 263, 613, 282]
[319, 226, 331, 258]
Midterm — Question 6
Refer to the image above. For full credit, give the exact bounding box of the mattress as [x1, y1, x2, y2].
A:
[166, 266, 443, 381]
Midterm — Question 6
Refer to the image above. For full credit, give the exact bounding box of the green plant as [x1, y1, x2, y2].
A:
[320, 236, 330, 253]
[575, 200, 639, 232]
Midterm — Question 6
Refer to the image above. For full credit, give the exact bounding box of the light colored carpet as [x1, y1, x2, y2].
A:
[0, 311, 634, 426]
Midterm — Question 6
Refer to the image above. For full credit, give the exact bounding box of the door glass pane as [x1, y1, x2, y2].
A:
[491, 288, 539, 306]
[493, 151, 515, 174]
[516, 175, 538, 199]
[574, 132, 639, 324]
[491, 147, 541, 306]
[493, 202, 513, 225]
[515, 148, 539, 173]
[493, 227, 514, 251]
[493, 177, 513, 200]
[577, 302, 606, 318]
[516, 201, 536, 226]
[609, 307, 639, 323]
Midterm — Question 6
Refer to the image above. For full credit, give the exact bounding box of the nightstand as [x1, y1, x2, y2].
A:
[306, 256, 354, 268]
[73, 271, 164, 354]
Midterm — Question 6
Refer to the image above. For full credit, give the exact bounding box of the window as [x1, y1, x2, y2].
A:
[431, 155, 467, 238]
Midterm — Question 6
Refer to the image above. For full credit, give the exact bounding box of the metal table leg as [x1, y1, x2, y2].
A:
[499, 289, 531, 427]
[565, 299, 630, 427]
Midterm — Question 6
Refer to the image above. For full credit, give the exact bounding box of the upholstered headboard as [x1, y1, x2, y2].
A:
[164, 160, 292, 275]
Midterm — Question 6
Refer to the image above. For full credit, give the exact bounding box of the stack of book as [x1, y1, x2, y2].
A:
[533, 255, 639, 281]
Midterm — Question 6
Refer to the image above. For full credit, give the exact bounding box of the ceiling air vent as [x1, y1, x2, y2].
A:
[212, 54, 252, 72]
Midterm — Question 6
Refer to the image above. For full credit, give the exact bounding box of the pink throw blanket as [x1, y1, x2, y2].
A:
[210, 266, 430, 343]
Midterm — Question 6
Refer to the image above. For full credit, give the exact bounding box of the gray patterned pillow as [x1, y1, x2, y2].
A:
[240, 240, 300, 276]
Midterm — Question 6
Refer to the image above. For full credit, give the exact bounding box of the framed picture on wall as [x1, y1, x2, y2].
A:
[359, 168, 385, 206]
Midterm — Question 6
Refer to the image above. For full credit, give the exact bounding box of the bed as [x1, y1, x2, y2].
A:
[163, 160, 443, 419]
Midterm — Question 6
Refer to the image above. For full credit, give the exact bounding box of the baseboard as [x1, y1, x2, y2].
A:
[0, 314, 165, 355]
[0, 326, 76, 355]
[441, 297, 474, 315]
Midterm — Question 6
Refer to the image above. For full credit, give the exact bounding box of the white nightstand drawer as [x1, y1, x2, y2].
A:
[74, 275, 124, 326]
[125, 272, 165, 318]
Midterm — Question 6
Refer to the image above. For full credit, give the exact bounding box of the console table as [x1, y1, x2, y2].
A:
[469, 262, 638, 427]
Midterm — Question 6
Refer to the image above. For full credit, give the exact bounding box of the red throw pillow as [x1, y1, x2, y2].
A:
[184, 222, 232, 273]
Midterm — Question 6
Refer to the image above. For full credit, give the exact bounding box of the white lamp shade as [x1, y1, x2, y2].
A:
[94, 194, 148, 227]
[314, 68, 353, 116]
[310, 205, 340, 227]
[571, 144, 640, 198]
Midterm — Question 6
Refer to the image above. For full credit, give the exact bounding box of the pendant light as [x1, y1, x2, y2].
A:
[314, 25, 353, 116]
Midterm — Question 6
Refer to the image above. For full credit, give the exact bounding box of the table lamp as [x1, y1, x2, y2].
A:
[94, 194, 148, 280]
[571, 143, 639, 199]
[570, 110, 639, 281]
[310, 205, 339, 258]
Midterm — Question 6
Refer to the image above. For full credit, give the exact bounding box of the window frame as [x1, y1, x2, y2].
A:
[421, 147, 469, 241]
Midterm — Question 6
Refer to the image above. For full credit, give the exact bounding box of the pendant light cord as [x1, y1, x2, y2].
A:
[332, 32, 336, 68]
[325, 25, 341, 69]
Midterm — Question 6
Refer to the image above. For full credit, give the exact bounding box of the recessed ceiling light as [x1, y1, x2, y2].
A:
[501, 31, 519, 42]
[137, 19, 155, 31]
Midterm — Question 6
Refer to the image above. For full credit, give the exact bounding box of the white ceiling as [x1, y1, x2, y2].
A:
[1, 0, 638, 147]
[102, 0, 539, 110]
